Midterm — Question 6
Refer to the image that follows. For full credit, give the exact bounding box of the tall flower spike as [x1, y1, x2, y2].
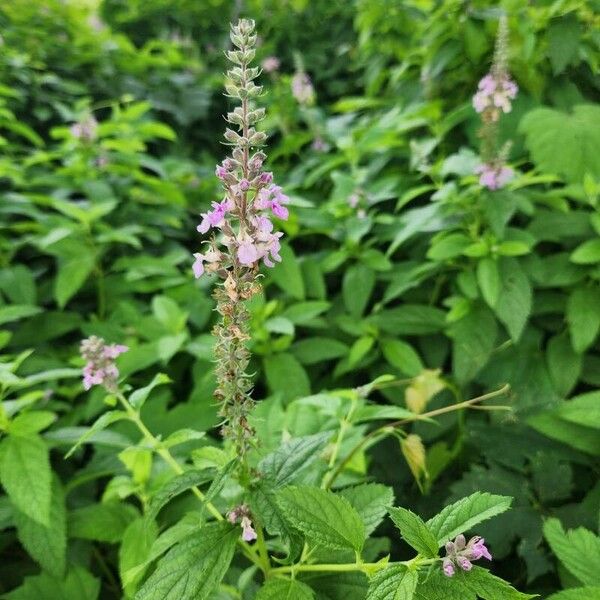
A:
[473, 15, 518, 191]
[193, 19, 289, 459]
[80, 336, 128, 392]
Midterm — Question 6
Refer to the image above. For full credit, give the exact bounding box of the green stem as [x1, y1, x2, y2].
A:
[114, 391, 264, 570]
[271, 557, 437, 575]
[255, 522, 271, 576]
[327, 384, 511, 488]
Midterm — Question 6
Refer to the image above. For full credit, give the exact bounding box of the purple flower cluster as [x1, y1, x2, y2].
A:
[193, 160, 289, 278]
[475, 163, 513, 190]
[80, 336, 128, 391]
[442, 534, 492, 577]
[261, 56, 280, 73]
[70, 115, 98, 142]
[472, 74, 518, 120]
[227, 504, 257, 542]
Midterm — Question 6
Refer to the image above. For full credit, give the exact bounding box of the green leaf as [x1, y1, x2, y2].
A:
[0, 434, 51, 525]
[339, 483, 395, 537]
[276, 486, 365, 551]
[146, 469, 213, 521]
[0, 305, 42, 326]
[449, 305, 497, 383]
[426, 492, 512, 545]
[414, 569, 474, 600]
[546, 332, 582, 396]
[65, 410, 128, 458]
[3, 566, 100, 600]
[548, 588, 600, 600]
[119, 517, 158, 597]
[555, 391, 600, 428]
[427, 233, 470, 260]
[388, 507, 439, 557]
[367, 566, 418, 600]
[256, 578, 315, 599]
[264, 353, 310, 403]
[270, 244, 305, 300]
[54, 253, 96, 308]
[567, 287, 600, 352]
[9, 411, 56, 435]
[343, 263, 376, 317]
[519, 105, 600, 182]
[291, 337, 349, 365]
[14, 477, 66, 577]
[381, 339, 424, 376]
[544, 518, 600, 586]
[129, 373, 171, 409]
[258, 432, 331, 488]
[547, 13, 582, 75]
[369, 305, 446, 335]
[134, 522, 237, 600]
[528, 412, 600, 455]
[571, 239, 600, 264]
[458, 566, 538, 599]
[493, 259, 531, 342]
[69, 502, 138, 543]
[477, 258, 500, 307]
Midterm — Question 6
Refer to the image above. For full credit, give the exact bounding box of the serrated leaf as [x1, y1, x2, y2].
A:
[546, 332, 582, 396]
[129, 373, 171, 409]
[519, 105, 600, 183]
[3, 566, 100, 600]
[134, 522, 237, 600]
[343, 263, 375, 317]
[119, 517, 158, 597]
[493, 259, 531, 342]
[65, 410, 128, 458]
[0, 434, 51, 525]
[69, 502, 138, 543]
[567, 287, 600, 353]
[477, 258, 500, 307]
[381, 339, 424, 376]
[449, 305, 497, 383]
[388, 507, 439, 557]
[426, 492, 512, 545]
[340, 483, 395, 537]
[264, 353, 310, 403]
[544, 518, 600, 586]
[457, 566, 538, 599]
[548, 588, 600, 600]
[276, 486, 365, 551]
[258, 432, 331, 488]
[14, 477, 66, 577]
[256, 578, 315, 599]
[367, 566, 418, 600]
[547, 13, 582, 75]
[54, 253, 96, 308]
[147, 469, 213, 521]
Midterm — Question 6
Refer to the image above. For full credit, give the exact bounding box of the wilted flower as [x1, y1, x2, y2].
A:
[443, 534, 492, 577]
[80, 336, 128, 391]
[261, 56, 280, 73]
[291, 71, 315, 105]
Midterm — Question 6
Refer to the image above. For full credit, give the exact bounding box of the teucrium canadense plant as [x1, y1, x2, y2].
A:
[41, 19, 535, 600]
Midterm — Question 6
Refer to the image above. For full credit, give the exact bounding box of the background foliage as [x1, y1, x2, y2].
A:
[0, 0, 599, 598]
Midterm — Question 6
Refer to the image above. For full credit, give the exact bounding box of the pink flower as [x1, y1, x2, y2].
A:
[239, 178, 250, 191]
[215, 165, 228, 179]
[70, 115, 98, 142]
[241, 516, 257, 542]
[254, 184, 289, 220]
[197, 199, 232, 234]
[476, 163, 513, 190]
[80, 336, 128, 391]
[472, 73, 518, 117]
[443, 558, 455, 577]
[442, 533, 492, 577]
[192, 249, 221, 278]
[261, 56, 280, 73]
[259, 172, 273, 185]
[238, 239, 260, 265]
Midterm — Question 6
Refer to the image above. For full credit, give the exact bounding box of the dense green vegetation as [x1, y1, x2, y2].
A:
[0, 1, 599, 598]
